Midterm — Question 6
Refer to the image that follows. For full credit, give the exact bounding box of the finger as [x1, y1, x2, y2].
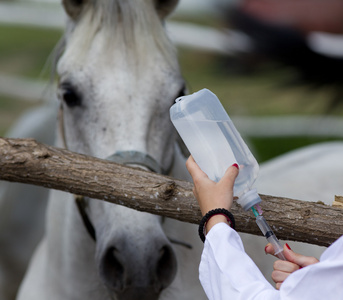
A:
[283, 245, 319, 268]
[186, 156, 207, 180]
[218, 164, 239, 190]
[185, 156, 196, 174]
[272, 270, 291, 284]
[265, 243, 291, 260]
[273, 260, 300, 273]
[264, 243, 274, 256]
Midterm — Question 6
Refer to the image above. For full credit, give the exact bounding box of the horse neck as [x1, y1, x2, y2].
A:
[45, 189, 107, 297]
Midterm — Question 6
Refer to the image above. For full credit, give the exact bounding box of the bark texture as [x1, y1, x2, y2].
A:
[1, 137, 342, 247]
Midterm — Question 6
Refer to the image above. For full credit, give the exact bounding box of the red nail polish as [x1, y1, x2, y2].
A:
[286, 243, 291, 250]
[232, 163, 239, 170]
[264, 246, 268, 254]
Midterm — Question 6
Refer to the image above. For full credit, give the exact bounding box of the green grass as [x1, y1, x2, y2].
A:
[0, 25, 63, 78]
[0, 25, 62, 135]
[250, 137, 340, 163]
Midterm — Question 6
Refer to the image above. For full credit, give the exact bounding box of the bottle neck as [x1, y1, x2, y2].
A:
[236, 188, 262, 211]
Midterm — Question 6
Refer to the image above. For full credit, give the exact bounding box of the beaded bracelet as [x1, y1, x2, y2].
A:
[198, 208, 235, 243]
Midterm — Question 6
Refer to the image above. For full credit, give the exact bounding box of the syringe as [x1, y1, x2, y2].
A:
[252, 207, 286, 261]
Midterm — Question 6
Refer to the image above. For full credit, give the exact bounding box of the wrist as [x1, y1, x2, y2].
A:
[201, 204, 233, 216]
[205, 215, 229, 233]
[198, 208, 236, 242]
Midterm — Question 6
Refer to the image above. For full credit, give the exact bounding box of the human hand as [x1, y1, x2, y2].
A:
[186, 156, 239, 232]
[265, 243, 319, 289]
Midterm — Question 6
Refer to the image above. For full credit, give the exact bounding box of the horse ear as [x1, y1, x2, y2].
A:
[154, 0, 179, 19]
[62, 0, 88, 19]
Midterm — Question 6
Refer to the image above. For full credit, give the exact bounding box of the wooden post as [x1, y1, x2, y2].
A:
[1, 137, 342, 247]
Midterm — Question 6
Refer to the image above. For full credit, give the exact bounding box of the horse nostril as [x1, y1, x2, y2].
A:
[98, 241, 177, 295]
[156, 245, 177, 290]
[100, 246, 125, 291]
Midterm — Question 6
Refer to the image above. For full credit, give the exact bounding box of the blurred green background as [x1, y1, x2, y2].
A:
[0, 8, 342, 163]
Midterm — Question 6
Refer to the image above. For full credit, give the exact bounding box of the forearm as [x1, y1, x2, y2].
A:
[200, 223, 279, 300]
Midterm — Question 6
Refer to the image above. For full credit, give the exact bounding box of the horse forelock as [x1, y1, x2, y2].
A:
[60, 0, 177, 70]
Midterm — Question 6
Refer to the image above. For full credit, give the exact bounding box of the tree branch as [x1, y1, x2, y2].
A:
[1, 137, 342, 247]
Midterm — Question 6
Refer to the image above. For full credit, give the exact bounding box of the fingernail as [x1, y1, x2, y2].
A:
[232, 163, 239, 170]
[264, 245, 268, 254]
[285, 243, 291, 250]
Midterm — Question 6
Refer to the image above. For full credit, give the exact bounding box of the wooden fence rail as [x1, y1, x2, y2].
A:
[1, 137, 342, 247]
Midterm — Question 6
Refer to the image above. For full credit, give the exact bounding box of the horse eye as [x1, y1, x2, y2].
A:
[71, 0, 83, 5]
[59, 83, 82, 107]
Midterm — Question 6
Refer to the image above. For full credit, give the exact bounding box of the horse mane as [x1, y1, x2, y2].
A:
[53, 0, 178, 73]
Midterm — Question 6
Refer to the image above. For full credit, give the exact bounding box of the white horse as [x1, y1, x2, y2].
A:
[17, 0, 205, 299]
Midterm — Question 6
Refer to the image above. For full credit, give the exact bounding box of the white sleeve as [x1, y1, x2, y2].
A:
[199, 223, 343, 300]
[199, 222, 279, 300]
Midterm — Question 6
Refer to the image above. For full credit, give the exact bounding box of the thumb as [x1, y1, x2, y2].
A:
[283, 244, 318, 268]
[219, 163, 239, 190]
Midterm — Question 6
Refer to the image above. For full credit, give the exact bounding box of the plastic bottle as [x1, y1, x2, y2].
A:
[170, 88, 261, 211]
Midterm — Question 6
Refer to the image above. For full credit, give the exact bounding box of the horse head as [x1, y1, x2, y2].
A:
[56, 0, 187, 299]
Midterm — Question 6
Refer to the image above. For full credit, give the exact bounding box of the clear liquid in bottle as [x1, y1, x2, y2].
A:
[170, 89, 261, 210]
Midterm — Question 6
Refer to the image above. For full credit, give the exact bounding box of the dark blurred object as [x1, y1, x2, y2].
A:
[239, 0, 343, 35]
[225, 7, 343, 111]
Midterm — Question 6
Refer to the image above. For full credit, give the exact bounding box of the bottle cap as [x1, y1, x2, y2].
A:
[237, 188, 262, 211]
